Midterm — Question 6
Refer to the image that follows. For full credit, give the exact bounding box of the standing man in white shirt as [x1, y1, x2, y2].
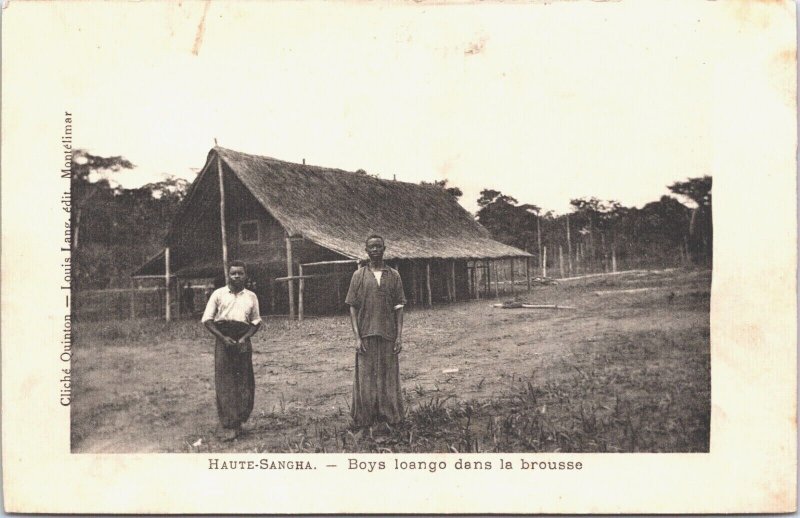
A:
[201, 260, 262, 441]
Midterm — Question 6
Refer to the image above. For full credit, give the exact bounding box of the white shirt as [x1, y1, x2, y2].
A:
[201, 287, 262, 325]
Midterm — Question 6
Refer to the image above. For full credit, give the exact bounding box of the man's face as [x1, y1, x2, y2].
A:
[229, 266, 247, 288]
[365, 238, 385, 262]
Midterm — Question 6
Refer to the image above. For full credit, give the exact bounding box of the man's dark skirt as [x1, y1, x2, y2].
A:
[214, 321, 255, 429]
[352, 336, 403, 427]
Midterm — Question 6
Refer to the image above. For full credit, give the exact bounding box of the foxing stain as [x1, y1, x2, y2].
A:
[192, 0, 212, 56]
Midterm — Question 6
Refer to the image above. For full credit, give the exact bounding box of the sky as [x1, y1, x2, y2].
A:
[68, 1, 716, 214]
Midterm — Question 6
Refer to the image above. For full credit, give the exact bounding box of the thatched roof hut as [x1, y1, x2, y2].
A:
[135, 147, 532, 318]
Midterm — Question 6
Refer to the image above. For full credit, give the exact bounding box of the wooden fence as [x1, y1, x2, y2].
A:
[74, 285, 211, 321]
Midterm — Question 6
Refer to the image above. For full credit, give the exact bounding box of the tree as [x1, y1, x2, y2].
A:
[71, 149, 189, 289]
[72, 150, 135, 249]
[568, 197, 622, 268]
[668, 176, 712, 263]
[476, 189, 538, 252]
[668, 176, 712, 208]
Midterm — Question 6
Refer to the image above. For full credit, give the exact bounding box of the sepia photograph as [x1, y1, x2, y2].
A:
[2, 0, 795, 513]
[71, 147, 711, 454]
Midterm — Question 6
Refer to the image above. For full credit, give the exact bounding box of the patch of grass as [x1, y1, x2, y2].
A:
[231, 326, 709, 454]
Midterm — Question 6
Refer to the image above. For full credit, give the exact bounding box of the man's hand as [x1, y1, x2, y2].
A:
[224, 336, 237, 347]
[393, 337, 403, 355]
[354, 338, 366, 354]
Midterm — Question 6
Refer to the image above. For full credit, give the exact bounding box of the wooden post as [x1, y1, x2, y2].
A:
[177, 280, 183, 317]
[467, 263, 473, 299]
[509, 258, 515, 295]
[298, 264, 304, 322]
[542, 246, 547, 278]
[472, 263, 478, 299]
[130, 290, 136, 320]
[286, 236, 295, 319]
[410, 261, 418, 305]
[612, 247, 617, 272]
[216, 154, 230, 284]
[526, 257, 531, 292]
[165, 247, 171, 322]
[566, 214, 573, 275]
[425, 260, 432, 308]
[485, 260, 491, 298]
[559, 245, 565, 278]
[450, 260, 457, 302]
[334, 263, 341, 303]
[492, 261, 499, 298]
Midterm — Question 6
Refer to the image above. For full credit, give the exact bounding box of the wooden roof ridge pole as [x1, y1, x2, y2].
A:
[286, 234, 295, 320]
[216, 153, 230, 284]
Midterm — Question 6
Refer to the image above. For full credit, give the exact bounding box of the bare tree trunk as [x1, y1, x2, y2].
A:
[537, 216, 543, 271]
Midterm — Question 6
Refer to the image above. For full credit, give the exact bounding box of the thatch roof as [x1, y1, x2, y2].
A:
[167, 147, 531, 261]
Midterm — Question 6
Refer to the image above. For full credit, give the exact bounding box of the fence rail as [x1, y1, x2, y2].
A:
[74, 286, 208, 321]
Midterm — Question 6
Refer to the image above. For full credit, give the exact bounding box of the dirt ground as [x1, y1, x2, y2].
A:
[71, 268, 711, 453]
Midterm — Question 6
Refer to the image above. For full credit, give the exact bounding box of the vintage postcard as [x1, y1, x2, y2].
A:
[1, 0, 796, 513]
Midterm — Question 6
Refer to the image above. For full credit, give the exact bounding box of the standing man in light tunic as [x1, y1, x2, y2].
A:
[346, 235, 407, 428]
[201, 260, 262, 441]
